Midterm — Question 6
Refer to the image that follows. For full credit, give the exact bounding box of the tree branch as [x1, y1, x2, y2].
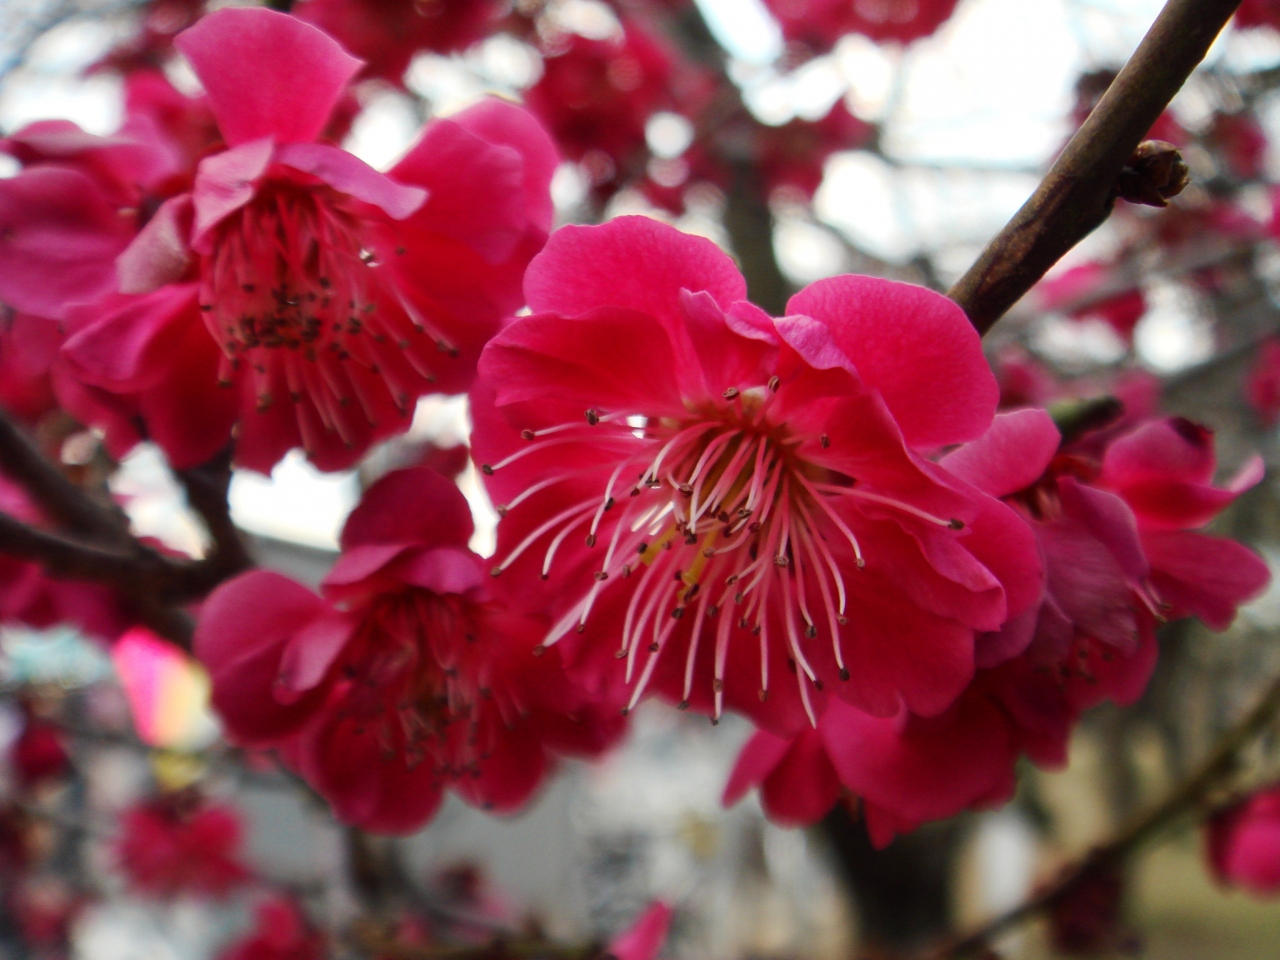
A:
[948, 0, 1242, 335]
[0, 412, 130, 541]
[931, 672, 1280, 958]
[174, 446, 252, 587]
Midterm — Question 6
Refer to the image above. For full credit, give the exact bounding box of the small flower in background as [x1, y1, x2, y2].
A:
[762, 0, 961, 52]
[114, 792, 249, 899]
[1234, 0, 1280, 31]
[217, 896, 325, 960]
[1206, 784, 1280, 896]
[1035, 261, 1147, 341]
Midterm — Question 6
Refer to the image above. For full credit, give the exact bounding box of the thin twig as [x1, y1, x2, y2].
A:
[174, 445, 252, 586]
[931, 672, 1280, 958]
[949, 0, 1243, 335]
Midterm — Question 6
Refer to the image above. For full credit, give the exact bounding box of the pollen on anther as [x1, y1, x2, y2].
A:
[520, 429, 535, 440]
[594, 571, 609, 581]
[490, 566, 502, 577]
[585, 408, 600, 425]
[722, 387, 739, 400]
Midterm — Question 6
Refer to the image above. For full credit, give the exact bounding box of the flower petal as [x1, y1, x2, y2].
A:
[524, 216, 746, 357]
[175, 7, 362, 147]
[941, 408, 1061, 498]
[276, 142, 426, 219]
[0, 166, 134, 318]
[787, 275, 998, 447]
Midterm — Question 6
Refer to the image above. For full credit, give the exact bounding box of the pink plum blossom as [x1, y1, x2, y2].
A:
[115, 794, 250, 899]
[473, 215, 1042, 734]
[195, 467, 624, 833]
[62, 7, 555, 473]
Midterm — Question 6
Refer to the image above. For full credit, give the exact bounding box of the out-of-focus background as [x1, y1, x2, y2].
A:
[3, 0, 1280, 956]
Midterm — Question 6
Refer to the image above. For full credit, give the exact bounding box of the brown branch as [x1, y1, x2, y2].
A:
[930, 672, 1280, 959]
[0, 411, 130, 541]
[174, 445, 252, 587]
[948, 0, 1243, 335]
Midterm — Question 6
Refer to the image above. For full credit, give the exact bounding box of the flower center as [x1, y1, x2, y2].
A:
[486, 393, 963, 724]
[199, 184, 454, 450]
[336, 590, 483, 773]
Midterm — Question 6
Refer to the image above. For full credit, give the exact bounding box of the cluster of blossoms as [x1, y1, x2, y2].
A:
[0, 6, 1278, 951]
[468, 215, 1269, 844]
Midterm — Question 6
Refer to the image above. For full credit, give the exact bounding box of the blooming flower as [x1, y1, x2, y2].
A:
[762, 0, 961, 52]
[473, 216, 1041, 733]
[63, 7, 555, 472]
[115, 793, 250, 899]
[196, 466, 623, 832]
[1207, 784, 1280, 896]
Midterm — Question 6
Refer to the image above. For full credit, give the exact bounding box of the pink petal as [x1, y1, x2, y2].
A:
[275, 142, 426, 219]
[117, 194, 194, 295]
[300, 715, 445, 832]
[820, 694, 1017, 846]
[608, 903, 674, 960]
[194, 571, 332, 746]
[175, 7, 362, 147]
[391, 115, 527, 262]
[758, 728, 843, 826]
[941, 408, 1061, 498]
[0, 166, 135, 318]
[1057, 479, 1148, 585]
[479, 308, 686, 417]
[822, 573, 975, 718]
[277, 612, 356, 696]
[1101, 418, 1216, 488]
[723, 729, 791, 807]
[454, 721, 549, 814]
[786, 275, 998, 448]
[1038, 518, 1140, 654]
[190, 138, 274, 248]
[1143, 530, 1271, 629]
[445, 97, 560, 234]
[340, 466, 475, 551]
[62, 285, 197, 391]
[678, 290, 777, 399]
[132, 304, 239, 469]
[523, 217, 747, 355]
